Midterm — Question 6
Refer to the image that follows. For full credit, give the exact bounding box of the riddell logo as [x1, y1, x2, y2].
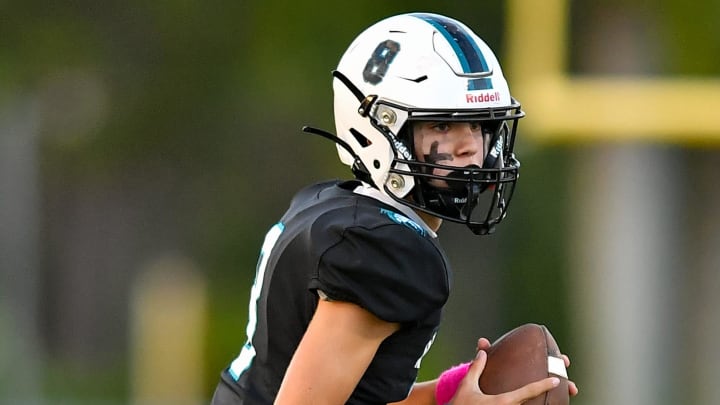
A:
[466, 92, 501, 103]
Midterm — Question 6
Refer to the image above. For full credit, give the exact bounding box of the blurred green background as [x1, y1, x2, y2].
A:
[1, 1, 719, 404]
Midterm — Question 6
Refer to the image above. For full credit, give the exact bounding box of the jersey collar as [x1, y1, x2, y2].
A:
[352, 182, 438, 238]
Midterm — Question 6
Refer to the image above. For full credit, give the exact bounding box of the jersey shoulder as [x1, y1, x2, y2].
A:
[290, 181, 451, 322]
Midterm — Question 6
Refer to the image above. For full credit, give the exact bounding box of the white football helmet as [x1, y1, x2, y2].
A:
[308, 12, 524, 234]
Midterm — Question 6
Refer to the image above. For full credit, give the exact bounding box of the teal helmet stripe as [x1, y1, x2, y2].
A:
[411, 13, 492, 91]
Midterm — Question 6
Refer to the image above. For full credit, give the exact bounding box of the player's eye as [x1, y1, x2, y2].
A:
[470, 122, 483, 132]
[431, 122, 450, 132]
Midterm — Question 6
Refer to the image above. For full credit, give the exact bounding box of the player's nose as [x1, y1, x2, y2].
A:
[453, 124, 482, 163]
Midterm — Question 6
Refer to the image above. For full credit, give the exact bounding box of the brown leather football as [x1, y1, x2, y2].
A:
[479, 323, 569, 405]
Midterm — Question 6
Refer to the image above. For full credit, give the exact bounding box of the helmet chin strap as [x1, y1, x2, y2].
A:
[421, 167, 483, 220]
[301, 125, 377, 188]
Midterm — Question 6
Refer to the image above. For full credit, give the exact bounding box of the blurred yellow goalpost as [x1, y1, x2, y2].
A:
[507, 0, 720, 145]
[505, 2, 720, 405]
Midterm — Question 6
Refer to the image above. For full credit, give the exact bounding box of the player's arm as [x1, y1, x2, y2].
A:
[388, 338, 493, 405]
[389, 380, 438, 405]
[274, 298, 400, 405]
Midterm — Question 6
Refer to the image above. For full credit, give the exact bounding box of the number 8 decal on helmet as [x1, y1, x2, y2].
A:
[315, 12, 524, 235]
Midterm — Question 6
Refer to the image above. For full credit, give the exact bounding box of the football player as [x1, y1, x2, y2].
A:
[211, 12, 577, 405]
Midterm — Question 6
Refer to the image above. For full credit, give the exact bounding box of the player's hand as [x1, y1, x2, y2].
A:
[560, 354, 579, 397]
[475, 337, 579, 398]
[449, 350, 560, 405]
[475, 337, 491, 352]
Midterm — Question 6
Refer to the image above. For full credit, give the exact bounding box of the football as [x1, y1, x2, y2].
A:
[479, 323, 569, 405]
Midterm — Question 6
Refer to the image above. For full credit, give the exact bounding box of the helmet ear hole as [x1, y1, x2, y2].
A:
[373, 160, 381, 169]
[349, 128, 371, 147]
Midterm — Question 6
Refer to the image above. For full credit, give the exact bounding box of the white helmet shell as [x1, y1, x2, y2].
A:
[333, 12, 513, 197]
[330, 12, 523, 234]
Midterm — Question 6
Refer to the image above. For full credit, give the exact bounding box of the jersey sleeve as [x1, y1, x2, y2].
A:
[309, 223, 450, 323]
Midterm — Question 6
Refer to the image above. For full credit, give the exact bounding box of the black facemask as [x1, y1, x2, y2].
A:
[419, 166, 484, 220]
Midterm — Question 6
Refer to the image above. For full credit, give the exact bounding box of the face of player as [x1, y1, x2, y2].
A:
[412, 121, 490, 184]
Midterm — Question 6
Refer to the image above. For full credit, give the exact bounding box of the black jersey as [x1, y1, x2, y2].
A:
[216, 180, 452, 405]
